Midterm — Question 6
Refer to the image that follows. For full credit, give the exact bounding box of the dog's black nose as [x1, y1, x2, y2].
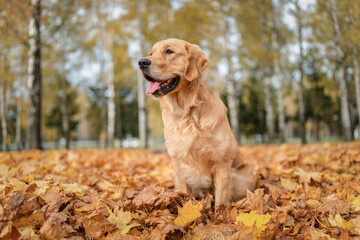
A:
[138, 58, 151, 69]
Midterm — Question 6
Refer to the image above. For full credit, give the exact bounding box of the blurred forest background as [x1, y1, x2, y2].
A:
[0, 0, 360, 151]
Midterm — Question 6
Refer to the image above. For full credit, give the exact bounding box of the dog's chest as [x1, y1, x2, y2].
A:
[179, 162, 212, 193]
[163, 115, 200, 157]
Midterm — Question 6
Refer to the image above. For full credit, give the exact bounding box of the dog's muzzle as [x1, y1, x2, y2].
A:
[138, 58, 151, 70]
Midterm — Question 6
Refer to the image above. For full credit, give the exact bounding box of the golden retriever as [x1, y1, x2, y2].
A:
[139, 38, 255, 206]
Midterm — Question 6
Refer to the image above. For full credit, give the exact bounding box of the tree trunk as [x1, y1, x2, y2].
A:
[259, 0, 275, 143]
[26, 0, 42, 149]
[137, 0, 148, 148]
[328, 0, 352, 141]
[59, 79, 70, 149]
[15, 94, 23, 150]
[0, 82, 8, 151]
[354, 51, 360, 134]
[269, 0, 285, 142]
[222, 3, 240, 143]
[294, 0, 307, 144]
[100, 81, 107, 145]
[105, 32, 115, 148]
[350, 9, 360, 135]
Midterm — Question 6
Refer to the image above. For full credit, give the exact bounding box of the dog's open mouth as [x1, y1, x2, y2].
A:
[144, 74, 180, 96]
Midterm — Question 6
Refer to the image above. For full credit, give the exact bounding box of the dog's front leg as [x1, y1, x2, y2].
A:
[214, 162, 232, 206]
[172, 158, 189, 193]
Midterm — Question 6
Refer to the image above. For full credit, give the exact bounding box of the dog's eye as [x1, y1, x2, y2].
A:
[165, 49, 174, 54]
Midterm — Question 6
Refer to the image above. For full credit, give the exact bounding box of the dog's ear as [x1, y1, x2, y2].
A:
[185, 44, 209, 81]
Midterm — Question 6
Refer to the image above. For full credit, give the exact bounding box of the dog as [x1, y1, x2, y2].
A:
[139, 38, 255, 206]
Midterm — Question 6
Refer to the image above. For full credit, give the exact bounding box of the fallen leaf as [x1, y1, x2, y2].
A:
[349, 216, 360, 235]
[294, 168, 321, 184]
[3, 191, 24, 220]
[309, 227, 336, 240]
[174, 200, 202, 227]
[0, 164, 17, 178]
[107, 208, 140, 234]
[306, 199, 321, 208]
[318, 196, 350, 215]
[245, 189, 265, 214]
[328, 213, 354, 234]
[133, 186, 160, 206]
[97, 180, 114, 191]
[40, 212, 74, 239]
[60, 183, 88, 196]
[83, 214, 110, 238]
[192, 224, 236, 239]
[19, 228, 40, 240]
[148, 224, 185, 240]
[8, 178, 27, 192]
[235, 210, 272, 236]
[0, 224, 21, 240]
[33, 181, 50, 196]
[280, 178, 298, 192]
[14, 212, 44, 228]
[350, 196, 360, 211]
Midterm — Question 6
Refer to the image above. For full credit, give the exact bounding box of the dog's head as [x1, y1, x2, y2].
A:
[138, 38, 208, 97]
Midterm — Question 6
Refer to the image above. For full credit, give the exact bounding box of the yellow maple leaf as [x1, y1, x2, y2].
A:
[328, 213, 355, 234]
[174, 200, 202, 227]
[97, 180, 114, 191]
[9, 178, 27, 191]
[351, 196, 360, 211]
[107, 208, 139, 234]
[60, 183, 88, 195]
[306, 199, 321, 208]
[280, 178, 298, 192]
[235, 210, 272, 236]
[0, 164, 17, 178]
[33, 181, 50, 196]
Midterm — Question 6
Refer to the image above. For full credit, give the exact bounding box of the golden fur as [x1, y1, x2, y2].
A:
[141, 38, 255, 206]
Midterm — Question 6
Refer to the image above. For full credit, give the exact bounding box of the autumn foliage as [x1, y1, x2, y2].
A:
[1, 142, 360, 239]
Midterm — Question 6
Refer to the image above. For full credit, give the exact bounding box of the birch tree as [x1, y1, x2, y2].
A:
[259, 0, 275, 142]
[15, 93, 23, 150]
[269, 0, 285, 142]
[220, 0, 240, 142]
[293, 0, 307, 144]
[57, 74, 70, 149]
[354, 51, 360, 134]
[105, 31, 115, 148]
[0, 80, 8, 151]
[102, 0, 116, 148]
[0, 51, 11, 151]
[349, 8, 360, 134]
[326, 0, 352, 141]
[137, 0, 148, 148]
[27, 0, 42, 149]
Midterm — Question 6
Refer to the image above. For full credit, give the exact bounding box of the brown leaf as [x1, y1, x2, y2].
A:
[245, 189, 265, 214]
[2, 191, 24, 220]
[17, 197, 40, 216]
[83, 214, 110, 238]
[192, 224, 236, 239]
[13, 212, 44, 228]
[132, 186, 161, 207]
[318, 196, 351, 215]
[154, 191, 188, 207]
[145, 209, 175, 227]
[263, 183, 287, 201]
[0, 224, 21, 240]
[39, 212, 74, 239]
[148, 224, 185, 240]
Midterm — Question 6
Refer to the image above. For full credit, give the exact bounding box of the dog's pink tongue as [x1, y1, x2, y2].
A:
[146, 81, 160, 94]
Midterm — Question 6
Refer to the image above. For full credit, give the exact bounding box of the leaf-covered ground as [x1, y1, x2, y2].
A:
[1, 142, 360, 239]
